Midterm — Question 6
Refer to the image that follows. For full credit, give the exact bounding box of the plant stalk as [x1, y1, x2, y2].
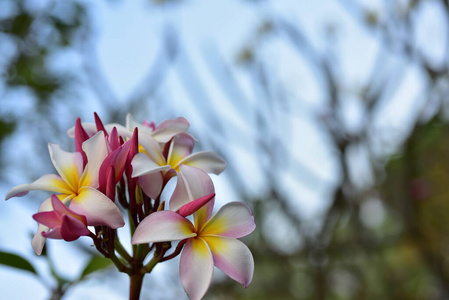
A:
[129, 273, 144, 300]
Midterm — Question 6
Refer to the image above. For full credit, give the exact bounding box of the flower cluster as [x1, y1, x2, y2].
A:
[5, 113, 255, 300]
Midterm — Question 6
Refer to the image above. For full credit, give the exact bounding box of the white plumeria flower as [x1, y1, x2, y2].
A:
[5, 132, 125, 254]
[132, 165, 255, 300]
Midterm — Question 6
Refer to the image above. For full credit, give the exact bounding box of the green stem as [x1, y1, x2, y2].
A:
[129, 273, 144, 300]
[110, 253, 130, 274]
[128, 212, 137, 256]
[142, 242, 170, 273]
[135, 244, 148, 262]
[115, 236, 132, 262]
[143, 255, 160, 273]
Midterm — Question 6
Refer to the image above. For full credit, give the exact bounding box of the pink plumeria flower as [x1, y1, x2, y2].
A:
[132, 201, 255, 300]
[131, 133, 226, 199]
[5, 132, 125, 233]
[132, 165, 255, 300]
[33, 194, 91, 242]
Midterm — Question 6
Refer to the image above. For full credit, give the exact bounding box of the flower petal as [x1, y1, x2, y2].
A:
[31, 197, 54, 255]
[131, 152, 170, 177]
[59, 214, 91, 241]
[99, 140, 131, 191]
[203, 236, 254, 288]
[174, 165, 215, 230]
[152, 117, 190, 143]
[34, 195, 89, 240]
[32, 223, 49, 255]
[50, 193, 72, 216]
[69, 187, 124, 228]
[108, 127, 120, 151]
[126, 113, 189, 144]
[80, 131, 109, 188]
[126, 113, 153, 137]
[178, 193, 215, 218]
[33, 211, 60, 229]
[94, 112, 107, 134]
[178, 151, 226, 175]
[41, 226, 63, 240]
[74, 117, 89, 164]
[179, 165, 215, 200]
[107, 123, 132, 139]
[201, 202, 256, 238]
[5, 174, 72, 200]
[139, 135, 166, 166]
[169, 170, 193, 212]
[170, 165, 215, 219]
[49, 143, 83, 192]
[180, 238, 214, 300]
[68, 122, 132, 140]
[131, 211, 196, 244]
[138, 172, 163, 199]
[167, 133, 195, 170]
[67, 122, 98, 138]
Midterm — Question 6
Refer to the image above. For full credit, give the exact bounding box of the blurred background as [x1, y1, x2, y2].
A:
[1, 0, 449, 299]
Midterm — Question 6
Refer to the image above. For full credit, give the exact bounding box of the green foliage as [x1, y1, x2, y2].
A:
[0, 0, 87, 102]
[79, 256, 113, 280]
[0, 250, 37, 275]
[0, 120, 16, 142]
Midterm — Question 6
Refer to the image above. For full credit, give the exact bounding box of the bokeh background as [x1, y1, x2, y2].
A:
[1, 0, 449, 299]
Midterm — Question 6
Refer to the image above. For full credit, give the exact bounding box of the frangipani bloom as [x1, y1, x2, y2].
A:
[132, 201, 255, 300]
[133, 165, 255, 299]
[5, 132, 125, 253]
[33, 194, 91, 241]
[132, 165, 256, 300]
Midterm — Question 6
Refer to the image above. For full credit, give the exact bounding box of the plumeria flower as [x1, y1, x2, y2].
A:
[132, 202, 255, 300]
[131, 166, 255, 300]
[131, 133, 226, 199]
[33, 194, 91, 242]
[5, 132, 125, 253]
